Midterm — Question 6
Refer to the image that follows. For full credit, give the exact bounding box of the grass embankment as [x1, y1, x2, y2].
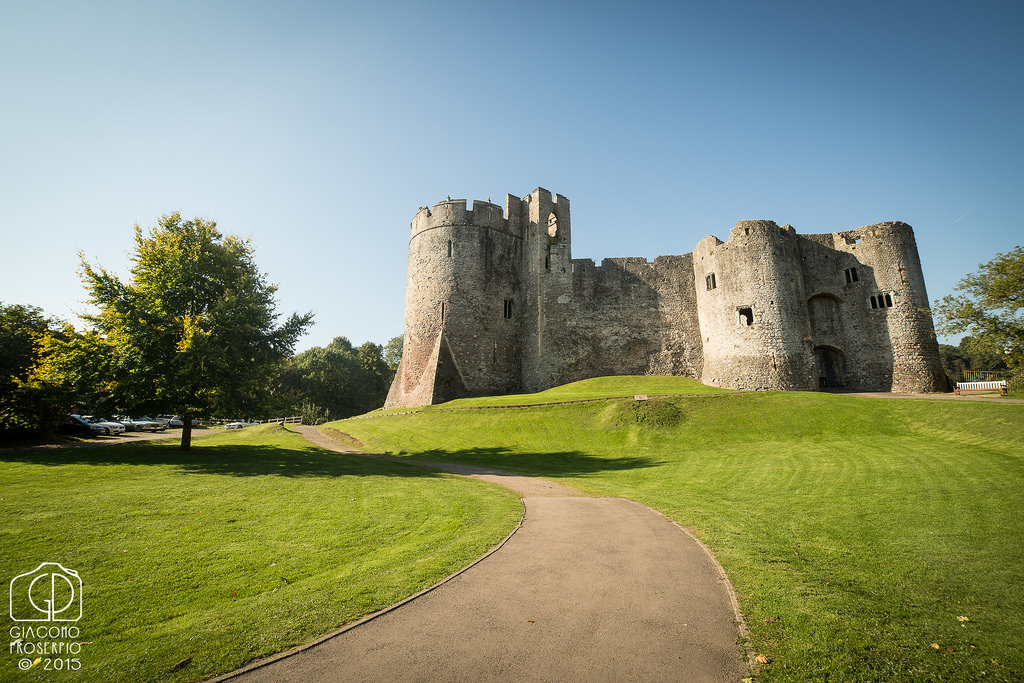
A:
[368, 374, 734, 415]
[334, 377, 1024, 682]
[0, 425, 522, 683]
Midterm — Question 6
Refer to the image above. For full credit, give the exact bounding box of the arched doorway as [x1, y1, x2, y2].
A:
[808, 293, 847, 388]
[814, 346, 844, 388]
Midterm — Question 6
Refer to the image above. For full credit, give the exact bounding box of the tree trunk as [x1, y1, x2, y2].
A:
[180, 413, 193, 450]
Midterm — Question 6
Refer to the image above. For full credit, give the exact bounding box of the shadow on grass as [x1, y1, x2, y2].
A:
[0, 440, 447, 479]
[0, 442, 661, 480]
[394, 446, 664, 478]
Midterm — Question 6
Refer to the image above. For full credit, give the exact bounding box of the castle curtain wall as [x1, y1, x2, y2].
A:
[385, 188, 946, 409]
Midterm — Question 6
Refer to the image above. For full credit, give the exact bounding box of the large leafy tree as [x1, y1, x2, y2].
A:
[285, 337, 394, 421]
[81, 213, 313, 448]
[383, 335, 403, 373]
[37, 323, 115, 415]
[357, 341, 392, 407]
[934, 245, 1023, 379]
[0, 303, 68, 437]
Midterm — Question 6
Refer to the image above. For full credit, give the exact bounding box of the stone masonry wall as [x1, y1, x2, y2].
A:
[694, 221, 818, 391]
[811, 222, 945, 392]
[385, 188, 946, 408]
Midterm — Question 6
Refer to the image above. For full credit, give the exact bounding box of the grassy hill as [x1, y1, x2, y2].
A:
[333, 378, 1024, 682]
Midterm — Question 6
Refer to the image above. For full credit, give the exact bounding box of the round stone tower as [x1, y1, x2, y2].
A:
[693, 220, 817, 391]
[843, 221, 945, 392]
[385, 197, 523, 408]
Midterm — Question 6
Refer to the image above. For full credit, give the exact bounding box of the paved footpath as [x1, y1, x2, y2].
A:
[213, 426, 749, 682]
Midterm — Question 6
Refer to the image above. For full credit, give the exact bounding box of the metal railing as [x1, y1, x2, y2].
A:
[959, 370, 1011, 382]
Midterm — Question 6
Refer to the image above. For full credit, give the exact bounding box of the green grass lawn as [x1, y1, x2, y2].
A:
[368, 375, 733, 415]
[333, 379, 1024, 682]
[0, 425, 522, 683]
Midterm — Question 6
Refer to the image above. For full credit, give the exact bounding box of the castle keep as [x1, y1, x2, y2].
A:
[385, 187, 945, 408]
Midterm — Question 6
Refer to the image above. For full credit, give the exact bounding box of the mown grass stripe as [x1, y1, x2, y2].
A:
[335, 379, 1024, 682]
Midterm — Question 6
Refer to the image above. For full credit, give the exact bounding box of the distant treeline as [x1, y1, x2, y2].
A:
[272, 336, 403, 424]
[937, 336, 1009, 382]
[1, 298, 403, 439]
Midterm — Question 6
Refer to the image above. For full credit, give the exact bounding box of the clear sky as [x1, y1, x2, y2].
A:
[2, 0, 1021, 352]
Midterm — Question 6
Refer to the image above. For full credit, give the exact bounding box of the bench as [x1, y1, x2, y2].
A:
[955, 380, 1008, 396]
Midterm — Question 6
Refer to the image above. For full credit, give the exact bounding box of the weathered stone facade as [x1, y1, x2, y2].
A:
[385, 188, 945, 408]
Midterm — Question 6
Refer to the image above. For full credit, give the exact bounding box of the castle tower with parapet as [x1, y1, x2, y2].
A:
[518, 188, 573, 392]
[693, 220, 818, 391]
[798, 221, 945, 392]
[385, 195, 525, 408]
[385, 188, 945, 409]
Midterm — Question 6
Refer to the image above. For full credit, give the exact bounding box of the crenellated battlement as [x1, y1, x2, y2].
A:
[410, 198, 510, 239]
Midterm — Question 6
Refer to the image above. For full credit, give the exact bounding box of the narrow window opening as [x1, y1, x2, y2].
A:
[706, 273, 717, 290]
[844, 267, 859, 284]
[744, 227, 750, 236]
[503, 299, 513, 319]
[884, 293, 893, 307]
[447, 240, 453, 257]
[441, 302, 446, 321]
[870, 296, 878, 309]
[738, 307, 753, 326]
[545, 253, 550, 271]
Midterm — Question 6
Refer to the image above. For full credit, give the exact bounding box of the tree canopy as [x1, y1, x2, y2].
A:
[934, 245, 1023, 378]
[383, 335, 403, 373]
[0, 302, 66, 437]
[280, 337, 394, 422]
[80, 214, 313, 448]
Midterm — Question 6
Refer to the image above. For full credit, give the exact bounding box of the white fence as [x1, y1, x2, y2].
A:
[208, 416, 302, 427]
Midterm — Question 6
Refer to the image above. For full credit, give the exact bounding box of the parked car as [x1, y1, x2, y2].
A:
[224, 421, 254, 430]
[157, 415, 184, 428]
[79, 415, 126, 436]
[56, 415, 105, 437]
[115, 417, 142, 432]
[92, 417, 126, 435]
[129, 417, 167, 432]
[75, 415, 125, 436]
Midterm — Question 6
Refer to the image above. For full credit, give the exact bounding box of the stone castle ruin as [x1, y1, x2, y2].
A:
[385, 187, 945, 408]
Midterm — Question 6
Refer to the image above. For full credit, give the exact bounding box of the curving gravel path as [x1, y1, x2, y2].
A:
[212, 425, 749, 682]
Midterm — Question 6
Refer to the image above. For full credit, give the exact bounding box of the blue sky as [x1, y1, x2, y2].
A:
[1, 0, 1021, 352]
